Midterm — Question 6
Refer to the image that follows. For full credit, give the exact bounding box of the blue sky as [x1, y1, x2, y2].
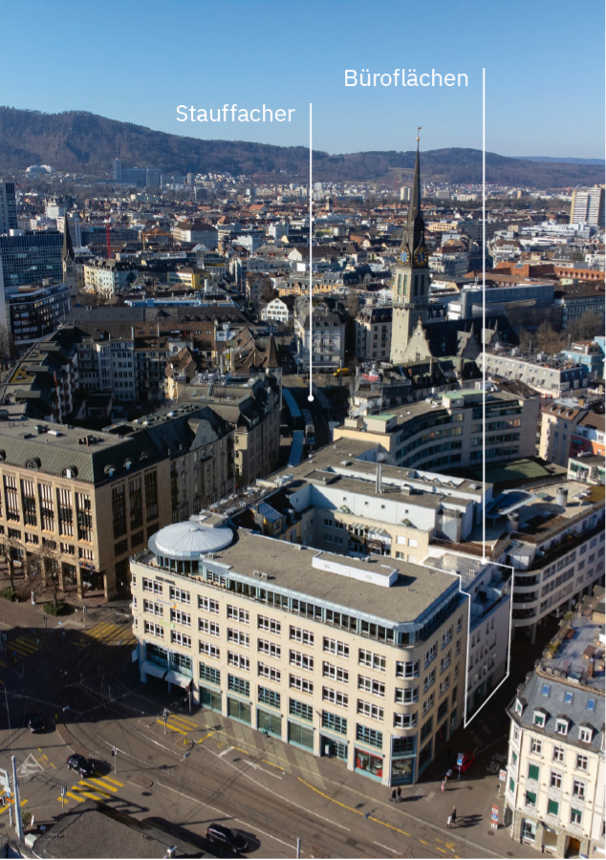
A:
[2, 0, 604, 158]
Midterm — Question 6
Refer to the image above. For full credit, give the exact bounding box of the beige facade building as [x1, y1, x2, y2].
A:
[131, 517, 470, 786]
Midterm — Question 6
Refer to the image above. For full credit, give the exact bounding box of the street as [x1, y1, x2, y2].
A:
[0, 596, 550, 858]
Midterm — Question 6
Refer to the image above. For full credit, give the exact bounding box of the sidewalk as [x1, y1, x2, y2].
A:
[132, 697, 529, 860]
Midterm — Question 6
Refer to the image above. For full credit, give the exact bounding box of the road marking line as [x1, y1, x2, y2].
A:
[88, 779, 118, 792]
[262, 759, 284, 770]
[79, 780, 112, 796]
[373, 842, 399, 855]
[218, 746, 234, 758]
[79, 791, 103, 801]
[232, 745, 249, 755]
[98, 777, 123, 787]
[368, 818, 410, 837]
[167, 715, 197, 728]
[196, 732, 214, 744]
[436, 849, 447, 854]
[163, 724, 189, 736]
[298, 777, 410, 836]
[65, 792, 85, 803]
[419, 839, 429, 845]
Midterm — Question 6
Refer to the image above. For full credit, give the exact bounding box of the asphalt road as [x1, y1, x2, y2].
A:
[0, 588, 555, 859]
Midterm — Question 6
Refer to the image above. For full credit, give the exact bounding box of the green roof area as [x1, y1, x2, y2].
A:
[484, 459, 553, 486]
[443, 389, 480, 400]
[369, 413, 396, 421]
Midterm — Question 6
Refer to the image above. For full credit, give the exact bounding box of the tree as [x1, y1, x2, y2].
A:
[518, 327, 534, 355]
[346, 288, 360, 319]
[535, 321, 564, 356]
[0, 532, 21, 590]
[0, 325, 15, 371]
[566, 309, 605, 343]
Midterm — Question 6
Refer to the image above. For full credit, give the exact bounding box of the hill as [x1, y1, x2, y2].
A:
[0, 107, 603, 189]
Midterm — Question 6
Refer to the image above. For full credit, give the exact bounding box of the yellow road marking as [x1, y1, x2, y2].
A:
[87, 778, 119, 792]
[163, 724, 189, 736]
[419, 839, 429, 845]
[262, 759, 284, 770]
[298, 778, 410, 836]
[99, 776, 124, 787]
[79, 780, 112, 797]
[167, 715, 197, 728]
[196, 732, 214, 744]
[78, 790, 103, 801]
[232, 746, 249, 755]
[65, 791, 85, 803]
[436, 838, 443, 843]
[436, 849, 446, 854]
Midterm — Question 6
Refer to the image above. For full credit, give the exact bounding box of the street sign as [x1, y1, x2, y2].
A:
[499, 769, 507, 781]
[491, 804, 499, 822]
[456, 753, 464, 768]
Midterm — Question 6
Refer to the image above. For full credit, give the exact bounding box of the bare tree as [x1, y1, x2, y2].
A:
[0, 325, 15, 371]
[0, 531, 22, 590]
[535, 321, 564, 356]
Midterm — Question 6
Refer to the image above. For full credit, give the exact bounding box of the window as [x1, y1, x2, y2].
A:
[420, 716, 433, 742]
[290, 626, 314, 646]
[570, 809, 582, 826]
[323, 637, 349, 658]
[393, 712, 417, 729]
[290, 650, 313, 671]
[423, 669, 436, 692]
[111, 485, 125, 538]
[572, 780, 586, 800]
[439, 677, 450, 697]
[550, 771, 562, 789]
[227, 629, 249, 647]
[553, 746, 564, 763]
[323, 662, 349, 683]
[198, 619, 220, 637]
[576, 755, 588, 771]
[290, 699, 313, 722]
[527, 763, 540, 781]
[395, 687, 418, 704]
[547, 799, 559, 817]
[144, 621, 164, 638]
[258, 686, 281, 709]
[228, 675, 250, 697]
[579, 727, 592, 743]
[424, 643, 437, 667]
[258, 615, 281, 635]
[564, 691, 574, 704]
[170, 587, 191, 604]
[199, 663, 220, 685]
[586, 698, 596, 712]
[355, 724, 382, 749]
[170, 609, 191, 627]
[322, 711, 347, 735]
[422, 693, 434, 716]
[199, 641, 220, 659]
[227, 605, 249, 624]
[440, 652, 451, 674]
[358, 649, 385, 671]
[396, 660, 420, 678]
[143, 599, 163, 617]
[525, 791, 537, 808]
[509, 777, 515, 793]
[441, 627, 452, 649]
[530, 739, 542, 754]
[555, 719, 568, 735]
[541, 683, 551, 697]
[358, 676, 385, 697]
[289, 674, 313, 695]
[323, 687, 348, 708]
[533, 712, 545, 727]
[258, 662, 280, 683]
[357, 700, 384, 721]
[227, 652, 250, 671]
[511, 751, 518, 766]
[199, 596, 219, 614]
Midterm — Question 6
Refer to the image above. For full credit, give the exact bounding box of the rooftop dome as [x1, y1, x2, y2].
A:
[149, 518, 233, 560]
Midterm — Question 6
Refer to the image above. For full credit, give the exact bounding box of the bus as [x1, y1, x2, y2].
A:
[302, 409, 316, 450]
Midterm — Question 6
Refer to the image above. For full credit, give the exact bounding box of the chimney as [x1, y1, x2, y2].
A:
[556, 487, 569, 508]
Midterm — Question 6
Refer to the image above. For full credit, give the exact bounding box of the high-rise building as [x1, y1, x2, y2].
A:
[0, 182, 18, 233]
[113, 158, 122, 181]
[570, 186, 605, 227]
[390, 136, 430, 363]
[0, 230, 63, 330]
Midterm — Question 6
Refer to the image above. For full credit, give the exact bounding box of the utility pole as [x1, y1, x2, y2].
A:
[296, 837, 301, 859]
[11, 756, 23, 843]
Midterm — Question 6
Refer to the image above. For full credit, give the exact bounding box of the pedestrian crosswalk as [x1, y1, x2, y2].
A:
[77, 621, 136, 650]
[159, 713, 198, 736]
[8, 633, 42, 661]
[58, 775, 124, 805]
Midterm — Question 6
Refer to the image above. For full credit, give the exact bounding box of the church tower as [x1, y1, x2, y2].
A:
[390, 130, 430, 364]
[62, 214, 77, 300]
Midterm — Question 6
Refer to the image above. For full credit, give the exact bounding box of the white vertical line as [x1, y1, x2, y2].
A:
[482, 67, 487, 562]
[308, 103, 314, 402]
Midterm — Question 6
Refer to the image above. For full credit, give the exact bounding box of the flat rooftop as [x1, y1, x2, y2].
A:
[547, 610, 605, 691]
[139, 529, 460, 627]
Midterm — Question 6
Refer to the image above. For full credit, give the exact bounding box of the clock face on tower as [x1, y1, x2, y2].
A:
[414, 247, 428, 266]
[400, 250, 409, 264]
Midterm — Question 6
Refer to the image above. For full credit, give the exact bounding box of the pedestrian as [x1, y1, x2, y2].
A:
[447, 815, 453, 829]
[397, 787, 402, 802]
[451, 806, 457, 825]
[390, 788, 396, 802]
[441, 779, 446, 792]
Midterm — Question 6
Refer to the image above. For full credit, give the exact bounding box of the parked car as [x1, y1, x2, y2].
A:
[24, 713, 44, 733]
[66, 754, 95, 778]
[205, 823, 248, 854]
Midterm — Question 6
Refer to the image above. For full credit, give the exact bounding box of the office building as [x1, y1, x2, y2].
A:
[570, 186, 605, 227]
[131, 515, 470, 786]
[0, 182, 18, 232]
[7, 282, 71, 345]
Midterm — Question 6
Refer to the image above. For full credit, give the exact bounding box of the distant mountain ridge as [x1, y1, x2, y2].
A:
[521, 156, 605, 165]
[0, 106, 603, 188]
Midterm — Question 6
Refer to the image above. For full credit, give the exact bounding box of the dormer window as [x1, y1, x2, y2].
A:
[515, 698, 525, 716]
[541, 684, 551, 697]
[555, 718, 569, 736]
[578, 726, 593, 744]
[564, 691, 574, 705]
[533, 709, 546, 727]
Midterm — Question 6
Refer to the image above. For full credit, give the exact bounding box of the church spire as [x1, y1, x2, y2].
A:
[62, 213, 74, 262]
[401, 127, 425, 253]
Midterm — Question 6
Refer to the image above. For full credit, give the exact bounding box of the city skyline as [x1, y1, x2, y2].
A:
[1, 0, 604, 160]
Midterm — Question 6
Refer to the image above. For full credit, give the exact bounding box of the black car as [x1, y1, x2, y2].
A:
[66, 754, 95, 778]
[24, 712, 44, 733]
[205, 823, 248, 854]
